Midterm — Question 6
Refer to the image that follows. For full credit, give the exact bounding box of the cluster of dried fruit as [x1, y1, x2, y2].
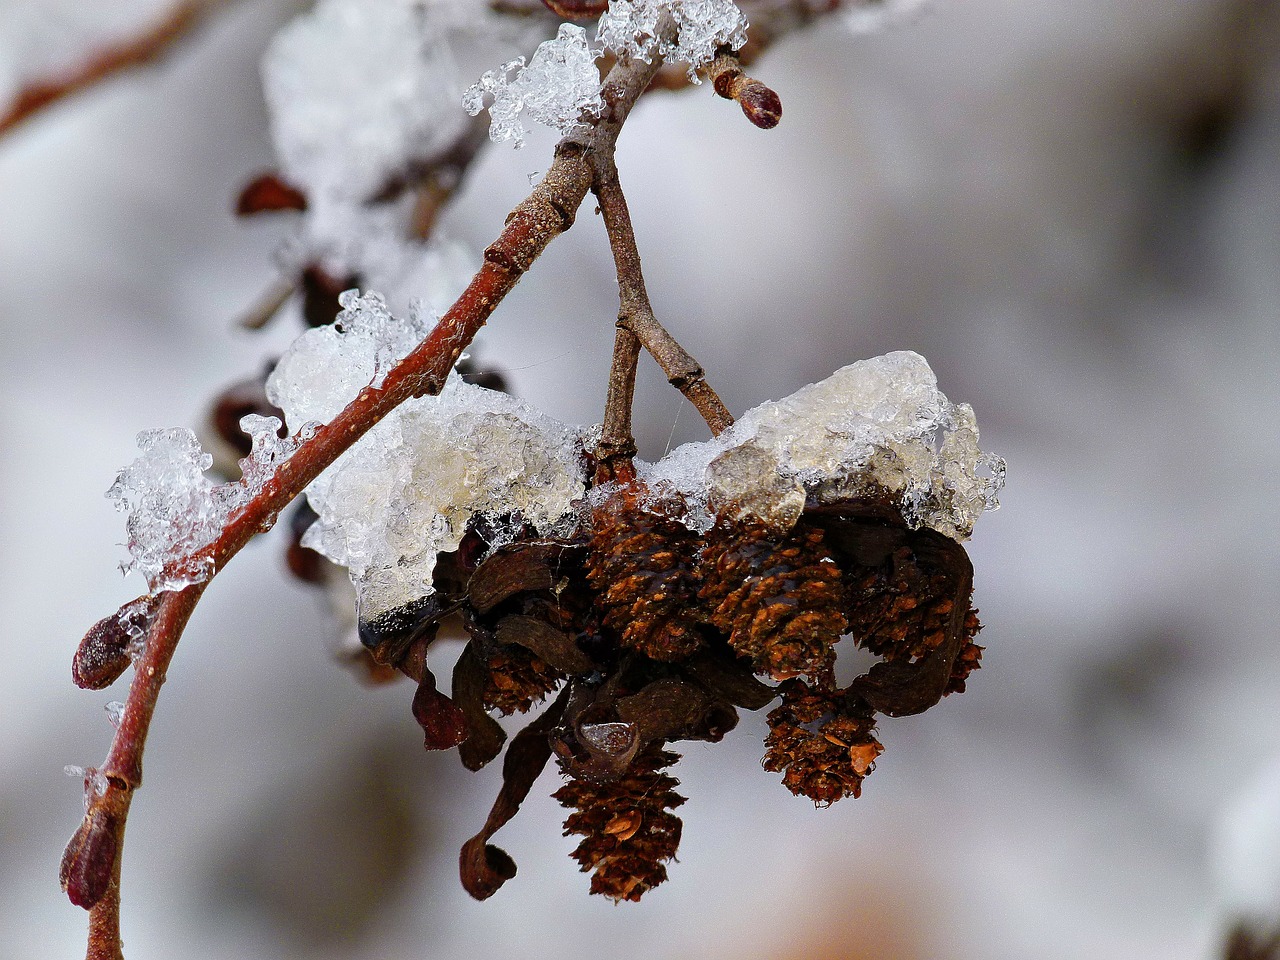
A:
[289, 472, 985, 903]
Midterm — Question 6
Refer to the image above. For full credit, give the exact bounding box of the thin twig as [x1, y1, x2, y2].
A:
[591, 156, 733, 483]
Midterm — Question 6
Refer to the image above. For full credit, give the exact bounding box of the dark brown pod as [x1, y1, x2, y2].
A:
[539, 0, 609, 18]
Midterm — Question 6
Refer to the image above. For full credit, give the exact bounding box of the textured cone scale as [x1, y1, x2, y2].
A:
[553, 747, 685, 902]
[586, 485, 705, 662]
[483, 644, 564, 715]
[700, 521, 846, 680]
[845, 540, 981, 669]
[763, 680, 882, 806]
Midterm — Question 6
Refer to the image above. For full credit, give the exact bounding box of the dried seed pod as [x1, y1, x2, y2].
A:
[586, 485, 705, 662]
[700, 520, 846, 680]
[763, 680, 882, 806]
[483, 643, 565, 715]
[300, 265, 358, 328]
[553, 747, 685, 902]
[946, 613, 983, 695]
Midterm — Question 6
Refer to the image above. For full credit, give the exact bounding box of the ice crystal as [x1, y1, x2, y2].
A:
[268, 293, 590, 621]
[464, 24, 604, 147]
[107, 428, 223, 591]
[64, 765, 108, 812]
[596, 0, 747, 79]
[266, 290, 432, 426]
[104, 701, 125, 729]
[639, 351, 1004, 541]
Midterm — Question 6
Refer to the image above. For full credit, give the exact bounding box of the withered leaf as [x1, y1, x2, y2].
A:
[453, 643, 507, 771]
[460, 688, 569, 900]
[495, 614, 594, 673]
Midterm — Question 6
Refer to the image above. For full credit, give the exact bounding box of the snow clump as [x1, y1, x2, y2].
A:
[267, 290, 590, 622]
[638, 351, 1004, 541]
[596, 0, 748, 78]
[464, 23, 604, 148]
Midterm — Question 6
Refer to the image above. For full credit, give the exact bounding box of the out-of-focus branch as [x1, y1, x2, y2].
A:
[0, 1, 228, 139]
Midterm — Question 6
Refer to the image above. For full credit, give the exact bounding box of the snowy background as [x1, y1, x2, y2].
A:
[1, 1, 1278, 958]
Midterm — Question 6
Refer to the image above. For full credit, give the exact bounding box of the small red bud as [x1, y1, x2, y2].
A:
[235, 173, 307, 215]
[73, 596, 158, 690]
[738, 81, 782, 129]
[60, 807, 120, 910]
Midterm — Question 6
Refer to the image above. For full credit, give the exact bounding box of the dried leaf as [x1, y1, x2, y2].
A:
[460, 689, 569, 900]
[453, 643, 508, 771]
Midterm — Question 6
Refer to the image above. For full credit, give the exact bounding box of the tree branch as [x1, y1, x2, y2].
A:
[591, 157, 734, 482]
[0, 1, 226, 139]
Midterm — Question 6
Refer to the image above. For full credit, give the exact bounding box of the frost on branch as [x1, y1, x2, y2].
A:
[107, 428, 223, 591]
[464, 23, 604, 148]
[266, 291, 589, 622]
[108, 417, 313, 593]
[640, 351, 1004, 541]
[597, 0, 748, 79]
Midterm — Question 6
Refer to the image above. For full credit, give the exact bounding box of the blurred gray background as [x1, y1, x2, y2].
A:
[1, 1, 1278, 957]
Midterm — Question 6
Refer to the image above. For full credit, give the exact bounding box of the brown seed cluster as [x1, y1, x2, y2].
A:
[554, 747, 685, 902]
[763, 681, 882, 806]
[700, 521, 846, 680]
[266, 475, 985, 904]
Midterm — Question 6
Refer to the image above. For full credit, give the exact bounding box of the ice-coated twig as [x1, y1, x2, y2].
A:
[592, 157, 733, 482]
[71, 29, 671, 960]
[70, 2, 860, 954]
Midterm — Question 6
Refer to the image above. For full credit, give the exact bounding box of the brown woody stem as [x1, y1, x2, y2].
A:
[592, 158, 733, 482]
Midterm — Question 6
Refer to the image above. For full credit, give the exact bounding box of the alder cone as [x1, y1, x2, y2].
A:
[845, 540, 979, 666]
[700, 520, 846, 679]
[586, 487, 705, 662]
[553, 747, 685, 902]
[763, 680, 882, 806]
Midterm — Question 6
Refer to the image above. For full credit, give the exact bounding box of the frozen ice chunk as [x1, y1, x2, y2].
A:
[268, 297, 590, 620]
[705, 445, 806, 531]
[641, 351, 1004, 541]
[262, 0, 473, 202]
[109, 415, 317, 592]
[464, 24, 604, 147]
[266, 290, 431, 426]
[107, 428, 223, 591]
[596, 0, 747, 78]
[104, 701, 125, 729]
